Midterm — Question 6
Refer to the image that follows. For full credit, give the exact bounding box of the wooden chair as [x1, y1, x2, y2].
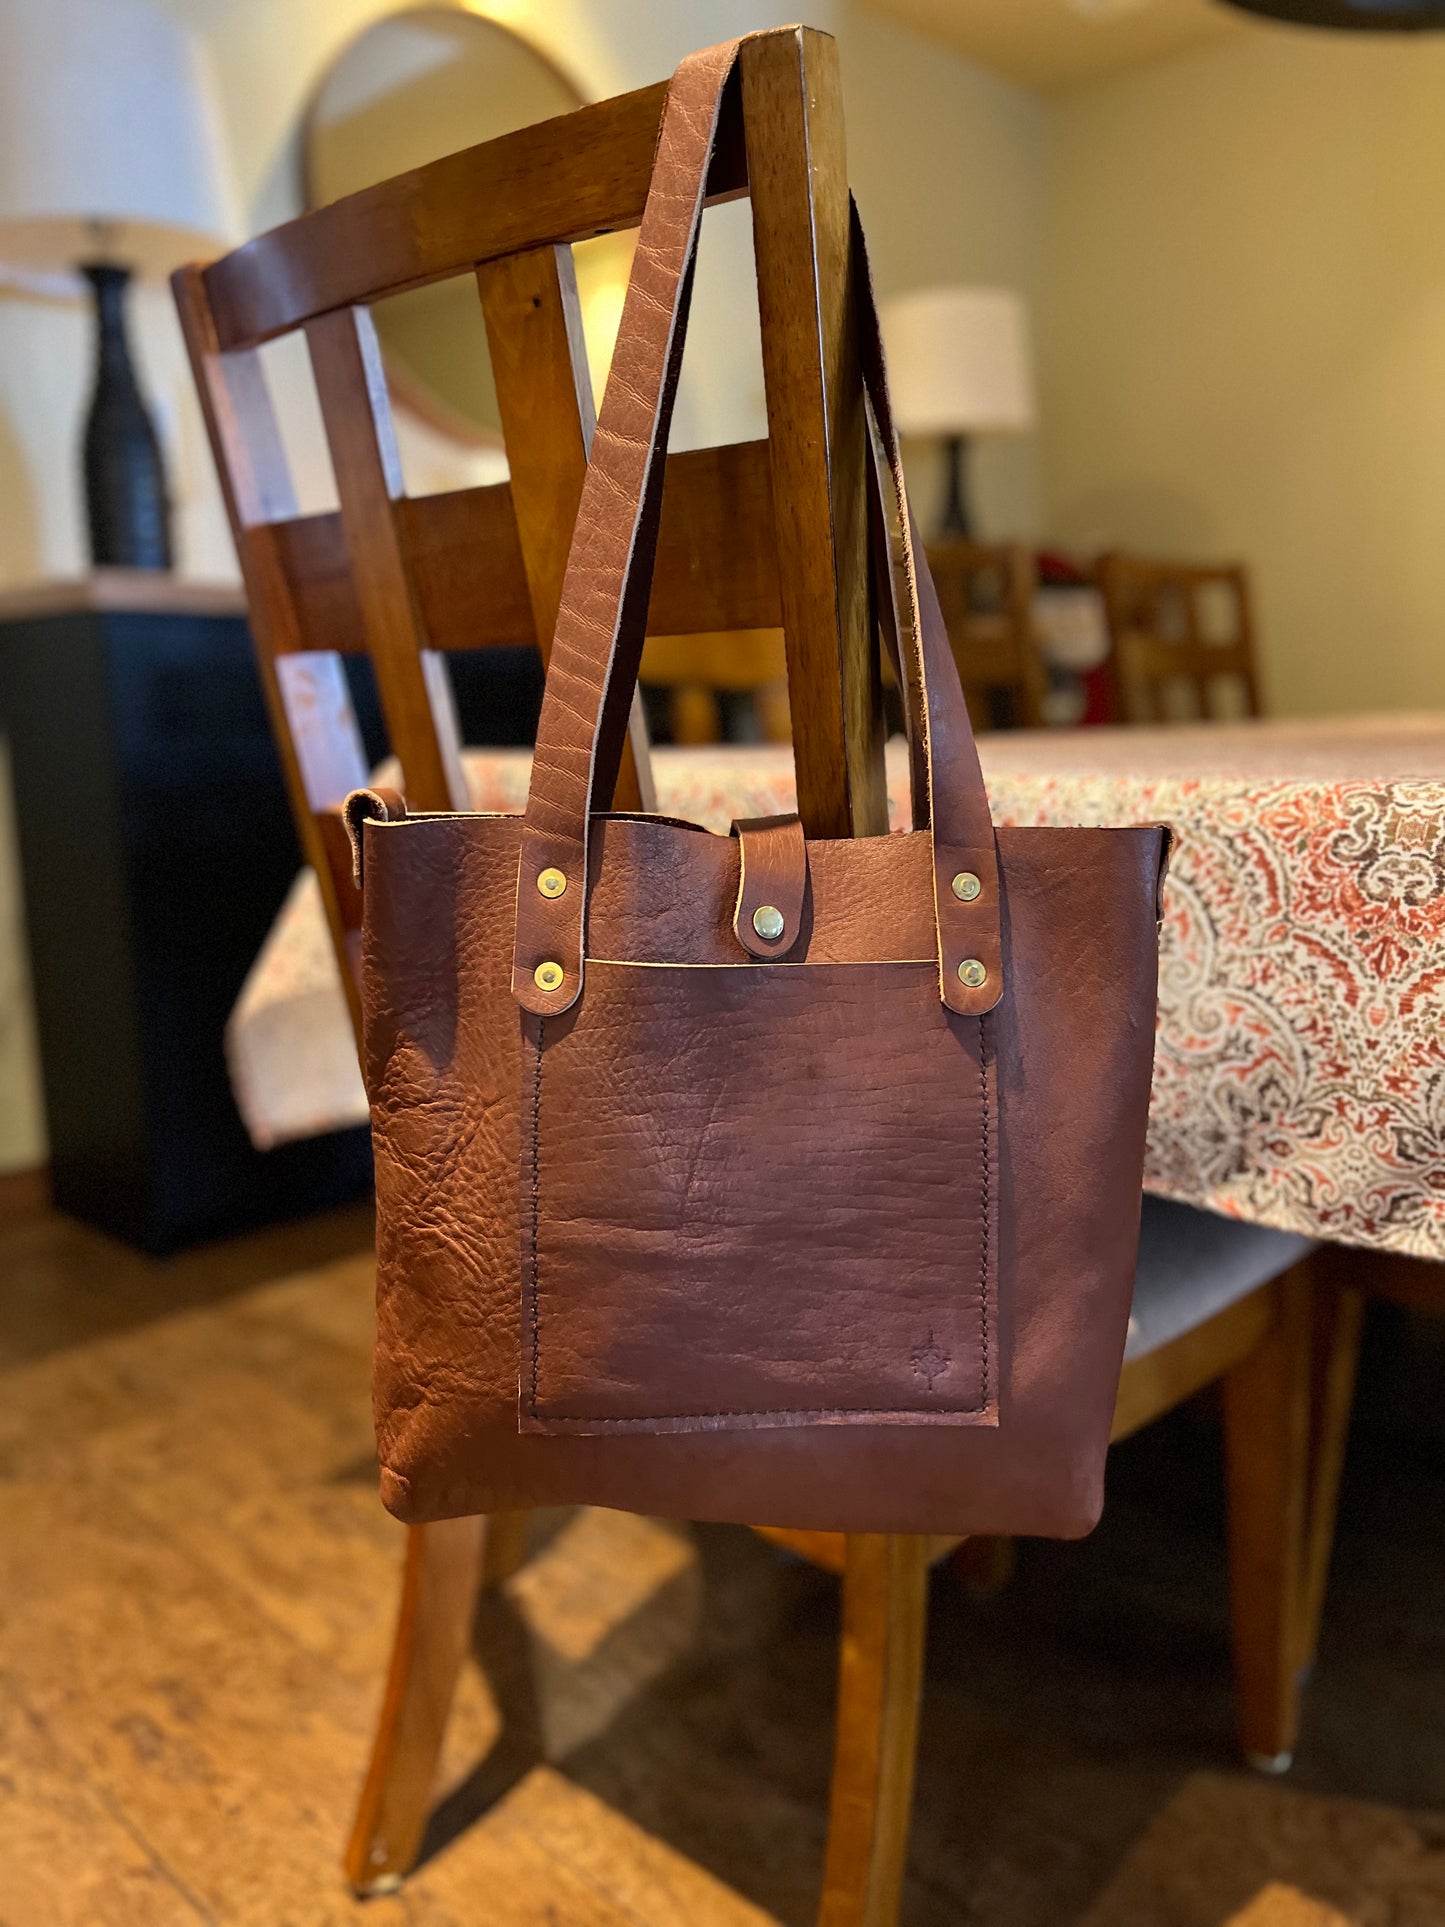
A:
[641, 627, 790, 744]
[924, 539, 1048, 731]
[176, 32, 928, 1921]
[1293, 1242, 1441, 1693]
[176, 29, 1353, 1921]
[1097, 552, 1262, 723]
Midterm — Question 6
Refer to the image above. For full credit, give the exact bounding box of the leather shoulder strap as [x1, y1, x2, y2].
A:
[854, 202, 1003, 1010]
[511, 37, 1003, 1019]
[511, 39, 738, 1016]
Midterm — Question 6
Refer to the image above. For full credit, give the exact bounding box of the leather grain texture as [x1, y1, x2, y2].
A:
[355, 35, 1169, 1538]
[520, 958, 995, 1433]
[362, 810, 1165, 1535]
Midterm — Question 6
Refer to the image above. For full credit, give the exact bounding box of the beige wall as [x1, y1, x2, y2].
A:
[1043, 29, 1445, 717]
[838, 3, 1048, 537]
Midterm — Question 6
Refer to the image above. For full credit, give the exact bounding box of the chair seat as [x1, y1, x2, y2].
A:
[1125, 1196, 1316, 1362]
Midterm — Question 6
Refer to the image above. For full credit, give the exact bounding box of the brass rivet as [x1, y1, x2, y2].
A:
[534, 960, 564, 992]
[951, 871, 981, 902]
[752, 904, 786, 942]
[958, 958, 987, 989]
[537, 867, 567, 899]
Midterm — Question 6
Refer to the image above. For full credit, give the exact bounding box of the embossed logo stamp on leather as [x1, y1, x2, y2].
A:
[910, 1332, 952, 1391]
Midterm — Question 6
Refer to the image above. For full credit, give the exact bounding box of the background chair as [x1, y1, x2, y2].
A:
[177, 29, 1353, 1923]
[1098, 552, 1262, 722]
[924, 537, 1048, 731]
[641, 627, 790, 744]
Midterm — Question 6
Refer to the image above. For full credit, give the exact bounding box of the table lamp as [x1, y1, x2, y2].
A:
[0, 0, 236, 570]
[880, 286, 1036, 540]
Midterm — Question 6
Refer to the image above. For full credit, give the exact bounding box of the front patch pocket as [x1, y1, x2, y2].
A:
[519, 962, 999, 1436]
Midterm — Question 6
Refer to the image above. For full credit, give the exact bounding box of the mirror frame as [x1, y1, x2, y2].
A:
[300, 2, 587, 449]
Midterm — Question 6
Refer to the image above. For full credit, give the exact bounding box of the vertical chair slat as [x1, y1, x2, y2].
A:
[1233, 567, 1263, 718]
[306, 306, 469, 815]
[477, 244, 653, 812]
[173, 265, 370, 1040]
[742, 27, 884, 841]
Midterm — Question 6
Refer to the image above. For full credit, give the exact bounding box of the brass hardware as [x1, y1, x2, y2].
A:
[951, 871, 981, 902]
[534, 961, 564, 992]
[537, 868, 567, 899]
[752, 904, 785, 942]
[957, 959, 987, 989]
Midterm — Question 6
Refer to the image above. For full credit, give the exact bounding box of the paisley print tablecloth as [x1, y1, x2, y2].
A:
[229, 719, 1445, 1260]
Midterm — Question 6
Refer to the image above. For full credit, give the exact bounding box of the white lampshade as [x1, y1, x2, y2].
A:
[881, 286, 1036, 438]
[0, 0, 237, 279]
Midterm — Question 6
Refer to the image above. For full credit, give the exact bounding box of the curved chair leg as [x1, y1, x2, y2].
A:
[818, 1533, 931, 1927]
[1294, 1279, 1364, 1703]
[346, 1514, 519, 1894]
[1222, 1265, 1314, 1772]
[1297, 1272, 1365, 1684]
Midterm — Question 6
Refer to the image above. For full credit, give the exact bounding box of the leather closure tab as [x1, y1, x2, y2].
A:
[343, 785, 407, 890]
[934, 838, 1004, 1016]
[732, 814, 808, 960]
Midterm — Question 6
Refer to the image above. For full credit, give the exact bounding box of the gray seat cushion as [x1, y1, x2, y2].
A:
[1125, 1196, 1316, 1362]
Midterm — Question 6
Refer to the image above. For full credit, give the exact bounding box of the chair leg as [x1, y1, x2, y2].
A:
[1297, 1272, 1365, 1684]
[818, 1533, 931, 1927]
[345, 1514, 515, 1894]
[1221, 1265, 1314, 1772]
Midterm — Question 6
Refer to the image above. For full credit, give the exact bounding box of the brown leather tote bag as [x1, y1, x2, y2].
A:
[347, 38, 1170, 1540]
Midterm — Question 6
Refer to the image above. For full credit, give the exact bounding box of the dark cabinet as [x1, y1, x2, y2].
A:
[0, 576, 372, 1252]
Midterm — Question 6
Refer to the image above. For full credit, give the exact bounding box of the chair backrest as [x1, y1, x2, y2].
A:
[925, 539, 1047, 732]
[640, 628, 790, 744]
[174, 26, 885, 1045]
[1097, 552, 1262, 724]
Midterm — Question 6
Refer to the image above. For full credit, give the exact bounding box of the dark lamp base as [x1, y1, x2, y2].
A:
[81, 262, 173, 572]
[937, 433, 974, 542]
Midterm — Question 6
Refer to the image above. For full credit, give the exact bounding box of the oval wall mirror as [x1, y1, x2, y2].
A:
[304, 7, 626, 448]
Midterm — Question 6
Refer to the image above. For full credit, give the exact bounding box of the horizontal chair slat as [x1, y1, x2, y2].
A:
[269, 440, 780, 656]
[205, 81, 750, 350]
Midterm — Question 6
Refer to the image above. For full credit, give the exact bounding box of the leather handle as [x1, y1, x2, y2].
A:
[512, 35, 1002, 1019]
[511, 39, 736, 1016]
[854, 201, 1003, 1012]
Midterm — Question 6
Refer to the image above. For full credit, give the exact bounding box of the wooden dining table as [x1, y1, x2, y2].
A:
[230, 715, 1445, 1274]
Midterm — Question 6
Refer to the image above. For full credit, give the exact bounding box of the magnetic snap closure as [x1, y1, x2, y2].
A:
[752, 904, 785, 942]
[533, 961, 564, 992]
[951, 871, 981, 902]
[957, 959, 988, 989]
[537, 868, 567, 899]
